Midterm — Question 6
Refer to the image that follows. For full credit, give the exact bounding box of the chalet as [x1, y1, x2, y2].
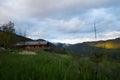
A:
[15, 41, 50, 51]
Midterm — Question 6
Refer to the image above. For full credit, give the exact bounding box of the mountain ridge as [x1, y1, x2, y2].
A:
[54, 38, 120, 55]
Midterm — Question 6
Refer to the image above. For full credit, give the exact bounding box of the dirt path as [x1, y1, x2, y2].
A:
[18, 51, 37, 55]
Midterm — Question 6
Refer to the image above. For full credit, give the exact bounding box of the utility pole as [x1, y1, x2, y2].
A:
[93, 20, 98, 80]
[94, 20, 97, 41]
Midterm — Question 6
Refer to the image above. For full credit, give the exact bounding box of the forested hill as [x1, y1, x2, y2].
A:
[55, 38, 120, 55]
[85, 38, 120, 49]
[15, 35, 33, 43]
[1, 29, 120, 55]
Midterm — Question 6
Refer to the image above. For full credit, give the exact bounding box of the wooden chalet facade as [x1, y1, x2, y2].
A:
[15, 41, 50, 51]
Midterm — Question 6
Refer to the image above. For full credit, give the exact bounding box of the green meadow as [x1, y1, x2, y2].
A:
[0, 50, 120, 80]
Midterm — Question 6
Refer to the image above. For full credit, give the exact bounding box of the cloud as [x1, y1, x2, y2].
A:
[26, 0, 120, 16]
[0, 0, 120, 22]
[46, 17, 87, 33]
[0, 0, 120, 43]
[26, 6, 120, 43]
[102, 31, 120, 39]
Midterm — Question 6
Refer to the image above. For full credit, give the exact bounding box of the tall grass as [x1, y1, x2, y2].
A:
[0, 50, 120, 80]
[0, 50, 78, 80]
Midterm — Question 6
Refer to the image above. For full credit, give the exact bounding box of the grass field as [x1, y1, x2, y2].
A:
[0, 50, 120, 80]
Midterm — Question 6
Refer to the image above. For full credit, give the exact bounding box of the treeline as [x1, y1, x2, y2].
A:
[0, 21, 16, 48]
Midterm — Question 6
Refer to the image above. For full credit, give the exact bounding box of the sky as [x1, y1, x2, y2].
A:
[0, 0, 120, 44]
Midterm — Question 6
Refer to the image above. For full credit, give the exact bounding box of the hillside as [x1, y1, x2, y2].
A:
[85, 38, 120, 49]
[0, 31, 32, 43]
[1, 30, 120, 55]
[15, 34, 68, 54]
[0, 31, 53, 47]
[65, 43, 101, 55]
[15, 35, 33, 43]
[55, 38, 120, 55]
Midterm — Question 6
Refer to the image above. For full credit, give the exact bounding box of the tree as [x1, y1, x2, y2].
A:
[0, 21, 15, 33]
[0, 21, 16, 48]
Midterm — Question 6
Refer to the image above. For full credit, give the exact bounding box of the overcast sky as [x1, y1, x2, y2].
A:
[0, 0, 120, 44]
